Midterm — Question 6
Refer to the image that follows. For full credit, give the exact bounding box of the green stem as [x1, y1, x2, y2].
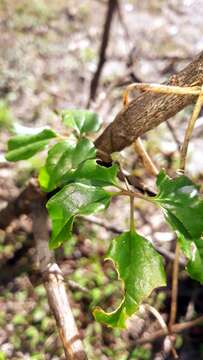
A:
[130, 196, 135, 232]
[108, 188, 155, 204]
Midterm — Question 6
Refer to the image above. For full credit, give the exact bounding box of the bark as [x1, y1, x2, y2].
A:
[95, 50, 203, 160]
[32, 202, 87, 360]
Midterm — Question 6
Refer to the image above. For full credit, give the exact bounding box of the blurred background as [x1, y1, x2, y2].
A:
[0, 0, 203, 359]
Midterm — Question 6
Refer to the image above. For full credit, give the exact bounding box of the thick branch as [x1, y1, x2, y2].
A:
[95, 50, 203, 160]
[32, 202, 87, 360]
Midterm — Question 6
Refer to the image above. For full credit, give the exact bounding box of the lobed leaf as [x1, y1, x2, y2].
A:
[38, 138, 96, 191]
[6, 128, 57, 161]
[39, 139, 118, 191]
[93, 230, 166, 328]
[62, 159, 119, 187]
[46, 182, 111, 249]
[155, 170, 203, 239]
[155, 170, 203, 283]
[62, 109, 100, 135]
[178, 233, 203, 284]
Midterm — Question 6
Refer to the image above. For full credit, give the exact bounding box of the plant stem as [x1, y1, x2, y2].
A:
[180, 85, 203, 171]
[134, 315, 203, 346]
[130, 195, 135, 232]
[169, 241, 180, 332]
[123, 83, 201, 100]
[133, 138, 158, 176]
[111, 187, 155, 204]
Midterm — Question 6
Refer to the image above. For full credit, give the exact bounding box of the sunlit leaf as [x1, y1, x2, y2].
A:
[47, 182, 111, 249]
[6, 128, 57, 161]
[155, 170, 203, 239]
[155, 170, 203, 283]
[62, 109, 100, 134]
[62, 159, 119, 187]
[178, 233, 203, 283]
[38, 138, 96, 191]
[94, 230, 166, 328]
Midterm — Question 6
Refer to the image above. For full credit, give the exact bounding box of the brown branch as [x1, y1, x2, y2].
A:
[134, 315, 203, 346]
[169, 242, 180, 333]
[87, 0, 118, 105]
[166, 120, 181, 150]
[95, 50, 203, 161]
[31, 200, 87, 360]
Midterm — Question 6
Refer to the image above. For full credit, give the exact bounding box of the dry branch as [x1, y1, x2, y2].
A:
[87, 0, 118, 105]
[32, 201, 87, 360]
[95, 50, 203, 161]
[135, 315, 203, 346]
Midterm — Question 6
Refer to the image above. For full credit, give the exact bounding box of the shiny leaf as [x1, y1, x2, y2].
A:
[47, 182, 111, 249]
[62, 109, 100, 134]
[39, 138, 96, 191]
[6, 128, 57, 161]
[94, 231, 166, 328]
[62, 159, 119, 187]
[155, 170, 203, 239]
[178, 233, 203, 283]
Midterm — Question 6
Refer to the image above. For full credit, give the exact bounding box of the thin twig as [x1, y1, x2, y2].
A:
[123, 83, 201, 99]
[169, 243, 180, 332]
[133, 138, 159, 176]
[141, 304, 168, 334]
[168, 241, 180, 359]
[87, 0, 118, 105]
[179, 85, 203, 171]
[142, 304, 178, 359]
[130, 195, 135, 232]
[166, 120, 181, 151]
[135, 315, 203, 346]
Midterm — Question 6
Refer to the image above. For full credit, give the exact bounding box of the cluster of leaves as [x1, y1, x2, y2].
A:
[154, 171, 203, 283]
[5, 109, 203, 328]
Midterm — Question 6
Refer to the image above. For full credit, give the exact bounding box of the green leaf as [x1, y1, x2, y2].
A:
[63, 159, 119, 187]
[38, 138, 96, 191]
[6, 128, 57, 161]
[155, 170, 203, 239]
[62, 109, 100, 134]
[178, 233, 203, 283]
[46, 182, 111, 249]
[93, 230, 166, 328]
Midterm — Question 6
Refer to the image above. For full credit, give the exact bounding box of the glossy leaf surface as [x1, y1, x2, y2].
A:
[178, 233, 203, 283]
[62, 159, 118, 187]
[6, 128, 57, 161]
[62, 109, 100, 134]
[39, 138, 96, 191]
[155, 170, 203, 239]
[47, 182, 111, 249]
[155, 170, 203, 283]
[94, 231, 166, 328]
